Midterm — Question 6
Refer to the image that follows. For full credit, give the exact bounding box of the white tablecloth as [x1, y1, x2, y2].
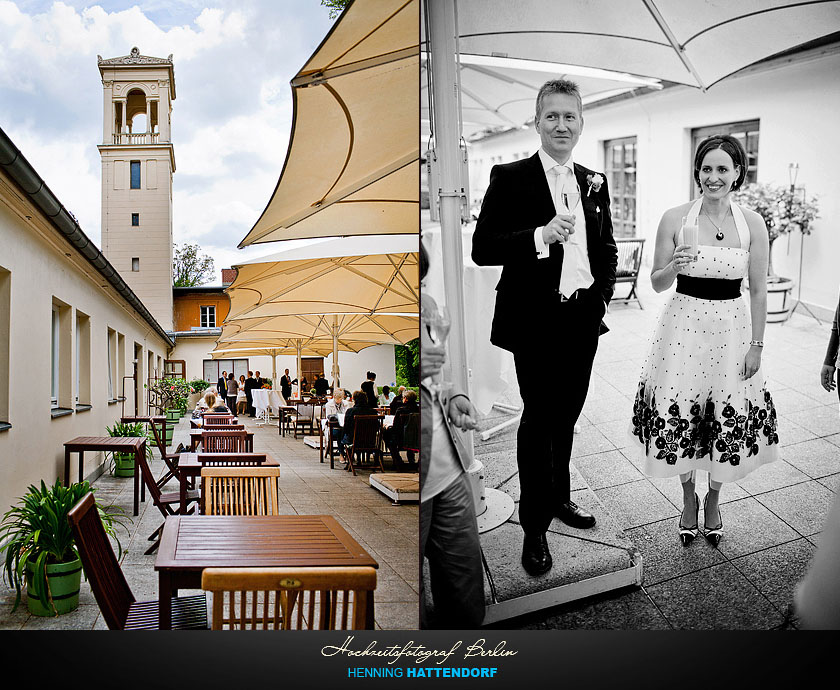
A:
[422, 223, 521, 415]
[252, 389, 286, 416]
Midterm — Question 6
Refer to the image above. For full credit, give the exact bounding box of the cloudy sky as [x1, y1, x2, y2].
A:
[0, 0, 337, 281]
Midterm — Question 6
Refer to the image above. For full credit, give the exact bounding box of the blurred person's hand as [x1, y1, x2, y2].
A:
[448, 396, 479, 432]
[420, 322, 446, 380]
[821, 364, 837, 392]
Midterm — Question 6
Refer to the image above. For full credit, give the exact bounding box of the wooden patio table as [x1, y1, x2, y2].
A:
[64, 436, 146, 516]
[155, 515, 378, 629]
[177, 452, 279, 514]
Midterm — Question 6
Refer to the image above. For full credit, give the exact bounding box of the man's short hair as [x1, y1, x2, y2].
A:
[535, 79, 582, 121]
[404, 390, 417, 403]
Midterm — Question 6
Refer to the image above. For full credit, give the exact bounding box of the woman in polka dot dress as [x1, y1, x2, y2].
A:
[630, 135, 779, 547]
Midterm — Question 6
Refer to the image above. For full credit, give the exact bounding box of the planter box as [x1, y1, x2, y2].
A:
[26, 557, 82, 616]
[112, 451, 135, 477]
[166, 409, 180, 423]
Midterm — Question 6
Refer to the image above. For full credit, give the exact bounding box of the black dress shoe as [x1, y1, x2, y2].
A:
[556, 501, 596, 529]
[521, 533, 552, 576]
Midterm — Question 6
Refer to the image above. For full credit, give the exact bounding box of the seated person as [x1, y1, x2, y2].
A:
[196, 391, 215, 410]
[204, 394, 229, 414]
[324, 388, 352, 417]
[389, 386, 406, 414]
[378, 385, 396, 407]
[338, 390, 376, 465]
[384, 390, 419, 470]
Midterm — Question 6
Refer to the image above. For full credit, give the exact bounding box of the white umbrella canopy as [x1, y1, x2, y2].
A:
[422, 53, 662, 139]
[443, 0, 840, 90]
[218, 313, 418, 347]
[226, 235, 419, 321]
[239, 0, 420, 247]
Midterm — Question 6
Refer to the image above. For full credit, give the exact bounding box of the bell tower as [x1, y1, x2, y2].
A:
[98, 47, 176, 330]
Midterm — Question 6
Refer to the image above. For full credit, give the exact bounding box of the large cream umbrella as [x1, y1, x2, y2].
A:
[226, 234, 418, 322]
[217, 312, 418, 388]
[239, 0, 419, 247]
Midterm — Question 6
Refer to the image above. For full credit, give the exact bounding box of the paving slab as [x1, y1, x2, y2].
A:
[732, 538, 817, 613]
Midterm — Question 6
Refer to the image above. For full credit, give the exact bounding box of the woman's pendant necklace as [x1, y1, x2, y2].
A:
[703, 207, 730, 241]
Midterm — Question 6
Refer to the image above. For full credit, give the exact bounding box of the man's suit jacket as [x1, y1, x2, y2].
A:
[280, 375, 292, 398]
[471, 153, 618, 353]
[217, 376, 227, 398]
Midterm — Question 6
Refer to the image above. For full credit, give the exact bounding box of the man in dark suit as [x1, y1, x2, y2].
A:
[244, 370, 257, 417]
[217, 370, 227, 400]
[280, 368, 292, 401]
[313, 373, 329, 396]
[472, 79, 617, 576]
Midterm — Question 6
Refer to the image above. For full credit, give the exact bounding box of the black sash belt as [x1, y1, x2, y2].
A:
[676, 275, 742, 300]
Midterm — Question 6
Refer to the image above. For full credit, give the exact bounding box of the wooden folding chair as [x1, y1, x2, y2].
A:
[202, 429, 250, 453]
[135, 443, 200, 554]
[345, 415, 385, 476]
[201, 566, 376, 630]
[201, 466, 280, 516]
[147, 418, 183, 490]
[196, 452, 268, 467]
[68, 493, 207, 630]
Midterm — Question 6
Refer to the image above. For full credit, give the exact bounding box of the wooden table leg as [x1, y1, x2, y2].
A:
[158, 571, 173, 630]
[77, 450, 84, 486]
[133, 447, 140, 516]
[64, 448, 71, 487]
[180, 472, 188, 514]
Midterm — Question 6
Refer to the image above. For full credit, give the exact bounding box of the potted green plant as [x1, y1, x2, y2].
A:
[0, 479, 127, 616]
[187, 378, 210, 409]
[105, 421, 147, 477]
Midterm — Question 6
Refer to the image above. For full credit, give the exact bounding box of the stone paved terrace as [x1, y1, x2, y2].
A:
[0, 415, 419, 630]
[477, 281, 839, 630]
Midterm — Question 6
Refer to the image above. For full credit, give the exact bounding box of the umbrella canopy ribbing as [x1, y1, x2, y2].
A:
[239, 0, 420, 246]
[226, 235, 418, 322]
[441, 0, 840, 91]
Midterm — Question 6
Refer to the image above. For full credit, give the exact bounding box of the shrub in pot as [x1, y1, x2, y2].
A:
[1, 479, 127, 616]
[105, 421, 150, 477]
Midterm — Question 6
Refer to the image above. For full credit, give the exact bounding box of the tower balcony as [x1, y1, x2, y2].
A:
[112, 132, 160, 145]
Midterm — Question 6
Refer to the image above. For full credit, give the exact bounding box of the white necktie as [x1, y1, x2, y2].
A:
[553, 166, 577, 297]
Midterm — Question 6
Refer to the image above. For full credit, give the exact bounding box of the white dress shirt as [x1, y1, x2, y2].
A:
[534, 148, 594, 298]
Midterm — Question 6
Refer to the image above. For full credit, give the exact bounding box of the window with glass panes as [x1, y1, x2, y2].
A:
[200, 305, 216, 328]
[690, 120, 759, 198]
[604, 137, 637, 237]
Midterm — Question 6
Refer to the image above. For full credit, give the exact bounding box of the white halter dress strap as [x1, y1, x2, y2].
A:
[730, 200, 750, 250]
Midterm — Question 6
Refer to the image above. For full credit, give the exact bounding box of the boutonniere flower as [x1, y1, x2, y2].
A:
[586, 173, 604, 196]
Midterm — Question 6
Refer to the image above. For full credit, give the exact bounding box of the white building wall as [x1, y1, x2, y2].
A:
[0, 182, 171, 515]
[467, 49, 840, 313]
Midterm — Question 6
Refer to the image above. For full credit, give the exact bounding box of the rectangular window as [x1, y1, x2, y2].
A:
[75, 311, 91, 407]
[130, 161, 141, 189]
[107, 328, 116, 400]
[131, 213, 139, 226]
[690, 120, 759, 197]
[604, 136, 637, 238]
[0, 266, 10, 426]
[117, 332, 125, 399]
[200, 305, 216, 328]
[203, 358, 248, 383]
[131, 257, 140, 272]
[51, 299, 71, 410]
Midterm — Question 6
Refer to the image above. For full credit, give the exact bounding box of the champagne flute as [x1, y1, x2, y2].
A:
[421, 303, 453, 394]
[561, 188, 581, 244]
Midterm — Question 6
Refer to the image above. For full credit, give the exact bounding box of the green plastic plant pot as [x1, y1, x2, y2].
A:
[113, 451, 135, 477]
[165, 424, 174, 445]
[26, 557, 82, 617]
[166, 409, 180, 423]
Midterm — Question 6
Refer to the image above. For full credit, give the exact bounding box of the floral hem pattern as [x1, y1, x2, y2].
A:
[630, 380, 779, 481]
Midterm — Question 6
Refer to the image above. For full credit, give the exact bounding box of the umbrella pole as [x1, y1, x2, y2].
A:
[296, 341, 302, 394]
[429, 0, 473, 465]
[332, 316, 340, 389]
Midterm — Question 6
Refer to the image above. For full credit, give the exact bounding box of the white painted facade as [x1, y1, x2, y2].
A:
[466, 46, 840, 315]
[0, 164, 172, 515]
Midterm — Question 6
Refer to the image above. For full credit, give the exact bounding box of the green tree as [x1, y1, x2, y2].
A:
[394, 338, 419, 387]
[320, 0, 349, 20]
[173, 243, 215, 287]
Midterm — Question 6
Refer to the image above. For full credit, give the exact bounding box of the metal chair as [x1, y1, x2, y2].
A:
[201, 466, 280, 516]
[201, 566, 376, 630]
[613, 238, 646, 308]
[67, 493, 207, 630]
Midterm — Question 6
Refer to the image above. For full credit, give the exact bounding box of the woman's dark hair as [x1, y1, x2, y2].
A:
[228, 372, 235, 380]
[383, 385, 390, 395]
[693, 134, 748, 192]
[352, 389, 366, 405]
